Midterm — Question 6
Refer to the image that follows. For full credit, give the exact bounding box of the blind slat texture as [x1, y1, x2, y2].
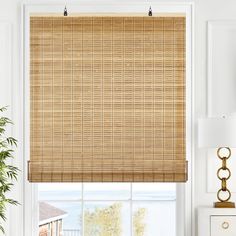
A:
[29, 16, 187, 182]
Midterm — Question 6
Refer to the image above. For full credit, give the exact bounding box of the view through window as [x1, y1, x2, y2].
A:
[38, 183, 176, 236]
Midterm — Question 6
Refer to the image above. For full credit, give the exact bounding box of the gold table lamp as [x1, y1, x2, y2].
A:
[199, 117, 236, 208]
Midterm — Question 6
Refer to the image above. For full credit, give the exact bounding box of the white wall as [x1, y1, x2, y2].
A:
[1, 0, 236, 235]
[195, 1, 236, 235]
[195, 0, 236, 203]
[0, 1, 23, 235]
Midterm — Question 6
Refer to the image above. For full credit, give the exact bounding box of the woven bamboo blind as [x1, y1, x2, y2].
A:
[29, 16, 187, 182]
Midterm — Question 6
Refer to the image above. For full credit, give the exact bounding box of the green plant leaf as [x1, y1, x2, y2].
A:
[0, 107, 7, 113]
[0, 224, 5, 234]
[6, 137, 17, 147]
[0, 106, 19, 234]
[0, 117, 13, 127]
[0, 127, 5, 134]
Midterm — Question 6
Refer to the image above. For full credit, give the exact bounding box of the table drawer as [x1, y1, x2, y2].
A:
[211, 216, 236, 236]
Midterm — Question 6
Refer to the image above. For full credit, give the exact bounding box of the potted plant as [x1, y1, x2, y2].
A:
[0, 107, 19, 234]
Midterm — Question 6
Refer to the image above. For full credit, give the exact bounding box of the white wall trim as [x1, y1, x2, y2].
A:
[22, 2, 194, 236]
[22, 3, 39, 236]
[207, 21, 236, 195]
[207, 20, 236, 118]
[207, 21, 213, 118]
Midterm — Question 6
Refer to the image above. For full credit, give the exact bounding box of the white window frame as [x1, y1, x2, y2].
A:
[22, 2, 194, 236]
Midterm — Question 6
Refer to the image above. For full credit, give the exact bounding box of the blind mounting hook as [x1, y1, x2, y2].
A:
[64, 6, 68, 16]
[148, 6, 152, 16]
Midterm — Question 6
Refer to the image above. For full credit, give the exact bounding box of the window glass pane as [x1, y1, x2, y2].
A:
[43, 201, 82, 235]
[132, 201, 176, 236]
[38, 183, 82, 201]
[83, 183, 131, 200]
[38, 183, 177, 236]
[84, 201, 131, 236]
[132, 183, 176, 200]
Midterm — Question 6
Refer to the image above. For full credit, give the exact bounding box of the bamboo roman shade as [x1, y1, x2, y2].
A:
[29, 15, 187, 182]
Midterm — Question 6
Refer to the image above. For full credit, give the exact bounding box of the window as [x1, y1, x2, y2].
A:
[23, 4, 193, 236]
[38, 183, 176, 236]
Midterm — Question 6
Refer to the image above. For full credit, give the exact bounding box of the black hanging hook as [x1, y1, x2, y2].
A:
[64, 6, 68, 16]
[148, 6, 152, 16]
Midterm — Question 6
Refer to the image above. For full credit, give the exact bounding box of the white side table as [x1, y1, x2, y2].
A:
[198, 207, 236, 236]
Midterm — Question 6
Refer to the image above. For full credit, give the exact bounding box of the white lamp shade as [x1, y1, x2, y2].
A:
[198, 117, 236, 148]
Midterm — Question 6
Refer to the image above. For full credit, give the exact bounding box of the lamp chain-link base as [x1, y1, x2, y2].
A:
[214, 147, 235, 208]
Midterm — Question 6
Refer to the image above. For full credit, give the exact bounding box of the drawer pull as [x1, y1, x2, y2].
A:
[222, 221, 229, 229]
